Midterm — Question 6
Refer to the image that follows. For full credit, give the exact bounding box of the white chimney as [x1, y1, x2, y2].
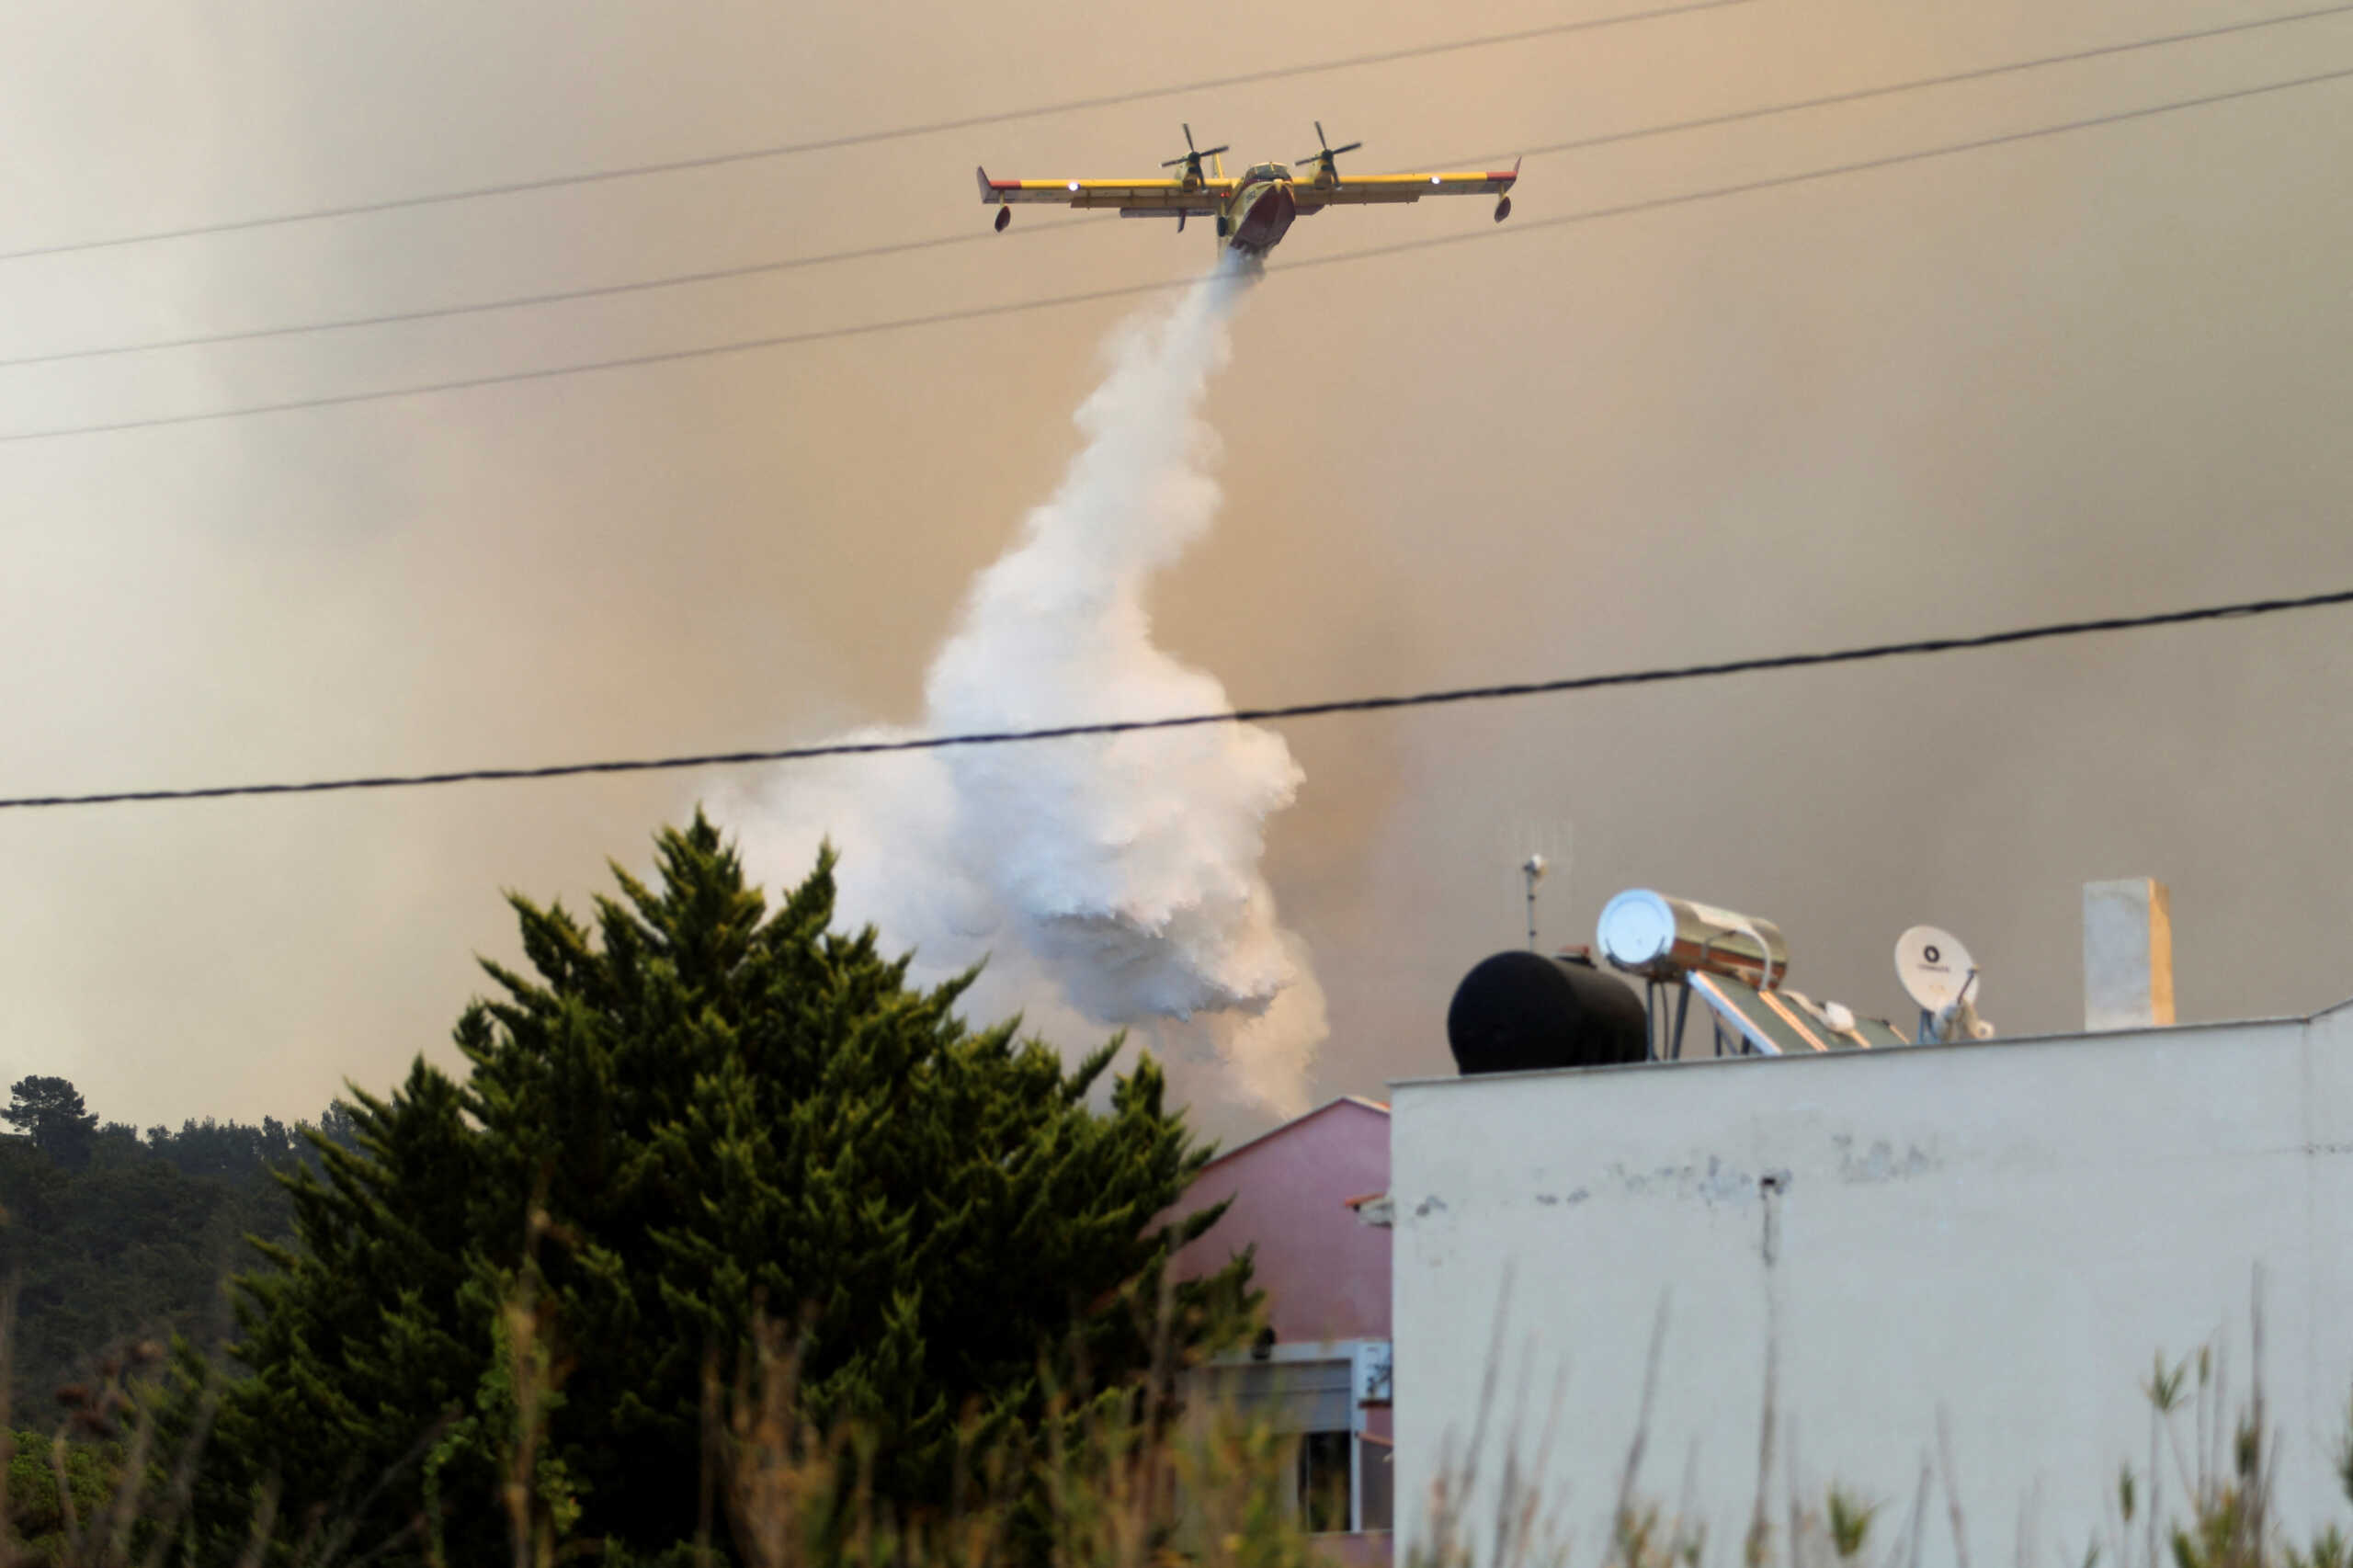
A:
[2082, 878, 2176, 1031]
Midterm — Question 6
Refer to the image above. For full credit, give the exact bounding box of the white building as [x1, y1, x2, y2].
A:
[1390, 889, 2353, 1568]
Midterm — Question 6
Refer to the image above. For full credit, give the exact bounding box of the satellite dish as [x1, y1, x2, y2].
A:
[1894, 926, 1975, 1011]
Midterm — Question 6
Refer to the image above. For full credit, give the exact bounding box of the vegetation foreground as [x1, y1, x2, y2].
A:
[15, 1308, 2353, 1568]
[6, 814, 1255, 1565]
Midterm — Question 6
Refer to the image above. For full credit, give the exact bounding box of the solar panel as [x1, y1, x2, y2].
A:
[1685, 973, 1906, 1056]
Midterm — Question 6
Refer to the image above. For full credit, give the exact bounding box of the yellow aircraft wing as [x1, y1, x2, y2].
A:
[977, 167, 1234, 214]
[1290, 165, 1519, 212]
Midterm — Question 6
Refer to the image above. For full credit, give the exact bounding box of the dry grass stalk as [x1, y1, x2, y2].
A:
[13, 1249, 2353, 1568]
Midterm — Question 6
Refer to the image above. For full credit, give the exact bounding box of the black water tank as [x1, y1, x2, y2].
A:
[1445, 951, 1648, 1074]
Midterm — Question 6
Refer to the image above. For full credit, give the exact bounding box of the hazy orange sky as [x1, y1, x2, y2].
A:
[3, 0, 2348, 1141]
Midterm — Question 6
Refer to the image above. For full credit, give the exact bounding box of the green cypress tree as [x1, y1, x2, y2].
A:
[184, 812, 1249, 1564]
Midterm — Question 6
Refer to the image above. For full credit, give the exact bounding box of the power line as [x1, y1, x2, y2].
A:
[6, 60, 2347, 446]
[10, 1, 2347, 371]
[0, 219, 1086, 370]
[0, 272, 1188, 443]
[5, 585, 2346, 812]
[1462, 0, 2353, 163]
[1286, 61, 2353, 267]
[0, 0, 1751, 267]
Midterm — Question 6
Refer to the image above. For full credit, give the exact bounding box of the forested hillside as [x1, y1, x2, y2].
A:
[0, 1074, 355, 1413]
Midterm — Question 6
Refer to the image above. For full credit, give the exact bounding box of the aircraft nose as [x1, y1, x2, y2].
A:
[1232, 182, 1298, 250]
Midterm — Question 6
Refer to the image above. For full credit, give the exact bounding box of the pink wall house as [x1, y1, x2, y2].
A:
[1165, 1096, 1396, 1557]
[1167, 1096, 1392, 1344]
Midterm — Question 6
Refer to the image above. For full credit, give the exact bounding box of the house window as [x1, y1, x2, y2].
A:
[1298, 1429, 1353, 1533]
[1188, 1341, 1394, 1535]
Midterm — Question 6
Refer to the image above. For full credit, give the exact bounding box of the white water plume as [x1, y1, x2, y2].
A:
[731, 256, 1324, 1119]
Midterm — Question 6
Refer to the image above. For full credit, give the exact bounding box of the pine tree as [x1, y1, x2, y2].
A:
[6, 1074, 99, 1169]
[185, 812, 1248, 1564]
[0, 1090, 335, 1412]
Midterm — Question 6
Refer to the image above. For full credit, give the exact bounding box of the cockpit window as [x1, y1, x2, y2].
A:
[1245, 162, 1288, 180]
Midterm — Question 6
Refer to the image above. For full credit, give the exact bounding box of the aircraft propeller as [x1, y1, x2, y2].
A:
[1299, 120, 1363, 181]
[1160, 123, 1231, 185]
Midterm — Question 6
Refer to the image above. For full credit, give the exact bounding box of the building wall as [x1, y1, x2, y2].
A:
[1392, 1001, 2353, 1568]
[1168, 1097, 1399, 1552]
[1169, 1096, 1392, 1345]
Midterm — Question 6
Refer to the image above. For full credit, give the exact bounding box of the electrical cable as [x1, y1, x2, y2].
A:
[0, 219, 1090, 370]
[9, 0, 2347, 370]
[1450, 0, 2353, 164]
[4, 585, 2345, 811]
[0, 0, 1752, 267]
[1284, 60, 2353, 268]
[6, 60, 2347, 446]
[0, 271, 1188, 443]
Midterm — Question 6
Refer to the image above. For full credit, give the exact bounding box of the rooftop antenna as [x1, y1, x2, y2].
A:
[1493, 815, 1569, 952]
[1895, 926, 1995, 1043]
[1520, 854, 1548, 950]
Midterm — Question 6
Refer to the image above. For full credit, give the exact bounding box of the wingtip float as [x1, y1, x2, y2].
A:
[978, 123, 1520, 257]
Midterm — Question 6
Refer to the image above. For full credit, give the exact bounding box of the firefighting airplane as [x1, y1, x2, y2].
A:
[977, 123, 1519, 257]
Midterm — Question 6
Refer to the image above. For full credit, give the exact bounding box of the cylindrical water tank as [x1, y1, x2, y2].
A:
[1595, 889, 1790, 987]
[1445, 951, 1649, 1075]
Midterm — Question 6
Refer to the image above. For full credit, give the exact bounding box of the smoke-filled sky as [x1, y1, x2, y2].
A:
[3, 0, 2349, 1142]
